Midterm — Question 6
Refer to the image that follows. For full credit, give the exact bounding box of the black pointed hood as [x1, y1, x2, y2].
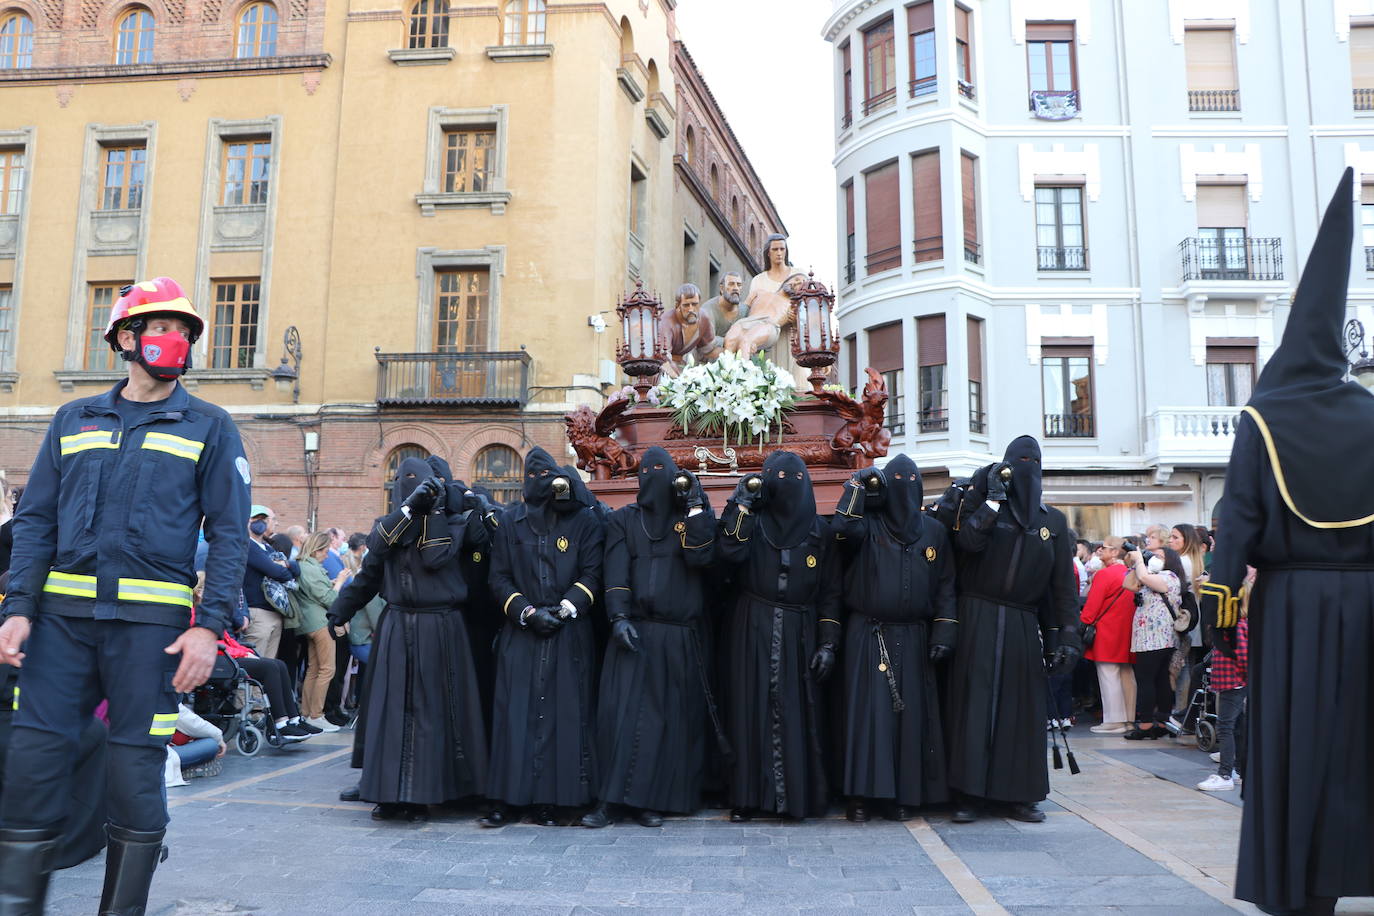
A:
[881, 454, 924, 543]
[1002, 435, 1043, 531]
[1246, 167, 1374, 527]
[390, 457, 432, 514]
[758, 450, 815, 548]
[522, 446, 560, 532]
[636, 446, 678, 539]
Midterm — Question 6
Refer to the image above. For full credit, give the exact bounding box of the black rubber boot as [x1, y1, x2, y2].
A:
[0, 826, 62, 916]
[98, 824, 167, 916]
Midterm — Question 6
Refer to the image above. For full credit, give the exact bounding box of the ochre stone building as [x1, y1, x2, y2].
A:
[0, 0, 783, 531]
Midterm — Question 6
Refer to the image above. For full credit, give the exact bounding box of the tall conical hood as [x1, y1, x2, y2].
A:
[1244, 167, 1374, 527]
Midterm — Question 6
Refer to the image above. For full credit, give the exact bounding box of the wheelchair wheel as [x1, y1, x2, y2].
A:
[1196, 719, 1218, 753]
[236, 723, 264, 758]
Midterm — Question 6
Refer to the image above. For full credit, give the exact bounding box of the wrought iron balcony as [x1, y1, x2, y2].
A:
[1179, 236, 1283, 282]
[1044, 412, 1094, 438]
[866, 245, 901, 274]
[969, 410, 986, 435]
[963, 240, 982, 265]
[918, 407, 948, 434]
[957, 80, 976, 100]
[909, 76, 936, 98]
[1366, 246, 1374, 272]
[1029, 89, 1080, 120]
[913, 236, 942, 263]
[841, 111, 853, 130]
[376, 350, 532, 407]
[1037, 246, 1088, 271]
[1188, 88, 1240, 112]
[1355, 88, 1374, 111]
[862, 87, 896, 116]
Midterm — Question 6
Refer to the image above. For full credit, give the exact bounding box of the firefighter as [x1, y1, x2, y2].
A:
[0, 278, 250, 915]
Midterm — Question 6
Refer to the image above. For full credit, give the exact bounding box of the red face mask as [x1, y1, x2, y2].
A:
[137, 331, 191, 381]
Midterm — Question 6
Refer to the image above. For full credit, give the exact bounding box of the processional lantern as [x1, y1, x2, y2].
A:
[616, 281, 668, 403]
[789, 271, 841, 394]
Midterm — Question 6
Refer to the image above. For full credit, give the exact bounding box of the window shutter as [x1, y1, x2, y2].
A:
[865, 161, 900, 273]
[1354, 25, 1374, 89]
[1026, 21, 1074, 41]
[1196, 184, 1248, 228]
[955, 5, 970, 42]
[909, 1, 933, 34]
[1184, 27, 1237, 91]
[845, 182, 855, 234]
[1363, 183, 1374, 206]
[1206, 337, 1257, 363]
[912, 150, 942, 260]
[961, 152, 978, 245]
[967, 316, 983, 383]
[917, 314, 946, 366]
[867, 321, 903, 373]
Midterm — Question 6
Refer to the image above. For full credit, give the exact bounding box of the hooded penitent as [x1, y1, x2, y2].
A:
[758, 450, 815, 548]
[881, 454, 925, 544]
[522, 446, 559, 532]
[635, 446, 678, 540]
[1244, 166, 1374, 527]
[1002, 435, 1043, 531]
[388, 457, 434, 545]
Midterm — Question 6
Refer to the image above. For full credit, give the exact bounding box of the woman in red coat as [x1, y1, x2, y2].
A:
[1080, 536, 1136, 733]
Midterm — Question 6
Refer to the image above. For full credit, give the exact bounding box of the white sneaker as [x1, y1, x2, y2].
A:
[1209, 751, 1221, 763]
[1197, 774, 1235, 792]
[305, 716, 341, 733]
[1091, 722, 1128, 734]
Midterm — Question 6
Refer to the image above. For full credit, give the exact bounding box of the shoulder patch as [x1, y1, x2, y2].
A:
[236, 456, 252, 485]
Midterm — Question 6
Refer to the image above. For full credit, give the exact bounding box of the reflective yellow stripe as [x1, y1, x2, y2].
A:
[117, 577, 193, 608]
[141, 431, 204, 462]
[59, 430, 118, 456]
[150, 711, 178, 736]
[10, 685, 17, 711]
[43, 571, 98, 599]
[125, 296, 193, 317]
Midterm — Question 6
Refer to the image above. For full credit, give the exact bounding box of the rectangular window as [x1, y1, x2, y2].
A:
[1205, 341, 1256, 406]
[961, 151, 979, 263]
[1026, 22, 1076, 92]
[844, 333, 857, 392]
[221, 138, 271, 206]
[868, 321, 904, 436]
[841, 41, 853, 127]
[912, 150, 942, 262]
[627, 163, 647, 279]
[0, 148, 24, 215]
[503, 0, 545, 45]
[442, 128, 495, 194]
[1354, 24, 1374, 109]
[1035, 185, 1086, 270]
[862, 17, 896, 115]
[865, 161, 900, 274]
[844, 181, 856, 283]
[434, 269, 490, 353]
[908, 2, 936, 98]
[955, 5, 974, 97]
[86, 283, 127, 370]
[967, 316, 985, 433]
[917, 314, 947, 433]
[1185, 25, 1239, 111]
[0, 285, 12, 364]
[1363, 183, 1374, 270]
[1196, 183, 1249, 278]
[1041, 342, 1094, 437]
[100, 144, 146, 211]
[210, 279, 261, 369]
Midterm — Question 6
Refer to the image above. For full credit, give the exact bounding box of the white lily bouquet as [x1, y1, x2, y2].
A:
[655, 351, 798, 449]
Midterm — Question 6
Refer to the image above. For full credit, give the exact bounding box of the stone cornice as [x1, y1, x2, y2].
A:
[0, 54, 332, 86]
[822, 0, 884, 42]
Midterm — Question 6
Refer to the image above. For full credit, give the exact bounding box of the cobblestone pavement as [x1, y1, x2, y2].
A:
[45, 728, 1374, 915]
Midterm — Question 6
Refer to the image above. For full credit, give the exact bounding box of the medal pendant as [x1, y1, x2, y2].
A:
[878, 662, 888, 672]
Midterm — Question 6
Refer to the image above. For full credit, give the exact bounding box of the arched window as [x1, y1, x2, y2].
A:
[382, 444, 431, 512]
[684, 125, 695, 165]
[618, 15, 632, 58]
[646, 59, 659, 97]
[473, 444, 521, 506]
[114, 6, 155, 65]
[408, 0, 448, 49]
[235, 2, 278, 58]
[0, 11, 35, 69]
[709, 163, 719, 201]
[502, 0, 545, 46]
[748, 223, 755, 251]
[731, 195, 739, 228]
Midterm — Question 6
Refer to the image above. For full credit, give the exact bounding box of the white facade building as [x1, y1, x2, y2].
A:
[822, 0, 1374, 540]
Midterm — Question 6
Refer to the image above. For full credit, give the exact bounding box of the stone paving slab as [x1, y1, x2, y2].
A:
[1095, 746, 1243, 808]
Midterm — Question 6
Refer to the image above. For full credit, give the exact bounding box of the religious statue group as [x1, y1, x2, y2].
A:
[327, 433, 1081, 829]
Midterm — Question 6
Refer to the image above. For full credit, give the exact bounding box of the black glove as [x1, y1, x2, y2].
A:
[929, 644, 953, 663]
[404, 477, 444, 514]
[611, 618, 640, 652]
[809, 644, 836, 682]
[526, 605, 563, 638]
[677, 471, 707, 512]
[446, 482, 467, 512]
[326, 611, 345, 630]
[986, 463, 1011, 501]
[1047, 644, 1080, 676]
[732, 474, 763, 510]
[426, 455, 454, 482]
[1214, 626, 1239, 659]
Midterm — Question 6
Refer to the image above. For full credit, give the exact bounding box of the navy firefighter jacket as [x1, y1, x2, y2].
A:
[0, 380, 251, 637]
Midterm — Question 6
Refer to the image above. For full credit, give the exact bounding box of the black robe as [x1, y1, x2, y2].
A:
[716, 504, 841, 817]
[596, 502, 717, 814]
[832, 490, 955, 807]
[940, 493, 1078, 803]
[486, 502, 605, 807]
[329, 503, 490, 805]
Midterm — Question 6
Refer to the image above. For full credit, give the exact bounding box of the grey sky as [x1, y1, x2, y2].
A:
[674, 0, 838, 284]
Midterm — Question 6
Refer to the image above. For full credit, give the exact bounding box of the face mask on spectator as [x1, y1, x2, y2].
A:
[1147, 555, 1165, 574]
[250, 520, 268, 536]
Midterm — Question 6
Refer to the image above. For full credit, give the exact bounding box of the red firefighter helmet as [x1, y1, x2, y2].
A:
[103, 277, 204, 351]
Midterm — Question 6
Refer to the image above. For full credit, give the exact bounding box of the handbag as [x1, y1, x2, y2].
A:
[1163, 593, 1191, 633]
[1082, 585, 1126, 650]
[260, 550, 298, 615]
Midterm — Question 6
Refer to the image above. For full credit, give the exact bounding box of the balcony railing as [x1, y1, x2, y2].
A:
[862, 87, 896, 116]
[841, 111, 853, 130]
[963, 240, 982, 265]
[1029, 88, 1080, 120]
[1188, 88, 1240, 112]
[376, 350, 532, 407]
[910, 76, 936, 98]
[1366, 246, 1374, 272]
[969, 411, 986, 435]
[1145, 406, 1243, 466]
[1037, 246, 1088, 270]
[1044, 412, 1094, 438]
[1180, 236, 1283, 282]
[865, 245, 901, 274]
[913, 236, 942, 263]
[1355, 88, 1374, 111]
[957, 79, 976, 100]
[918, 407, 948, 433]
